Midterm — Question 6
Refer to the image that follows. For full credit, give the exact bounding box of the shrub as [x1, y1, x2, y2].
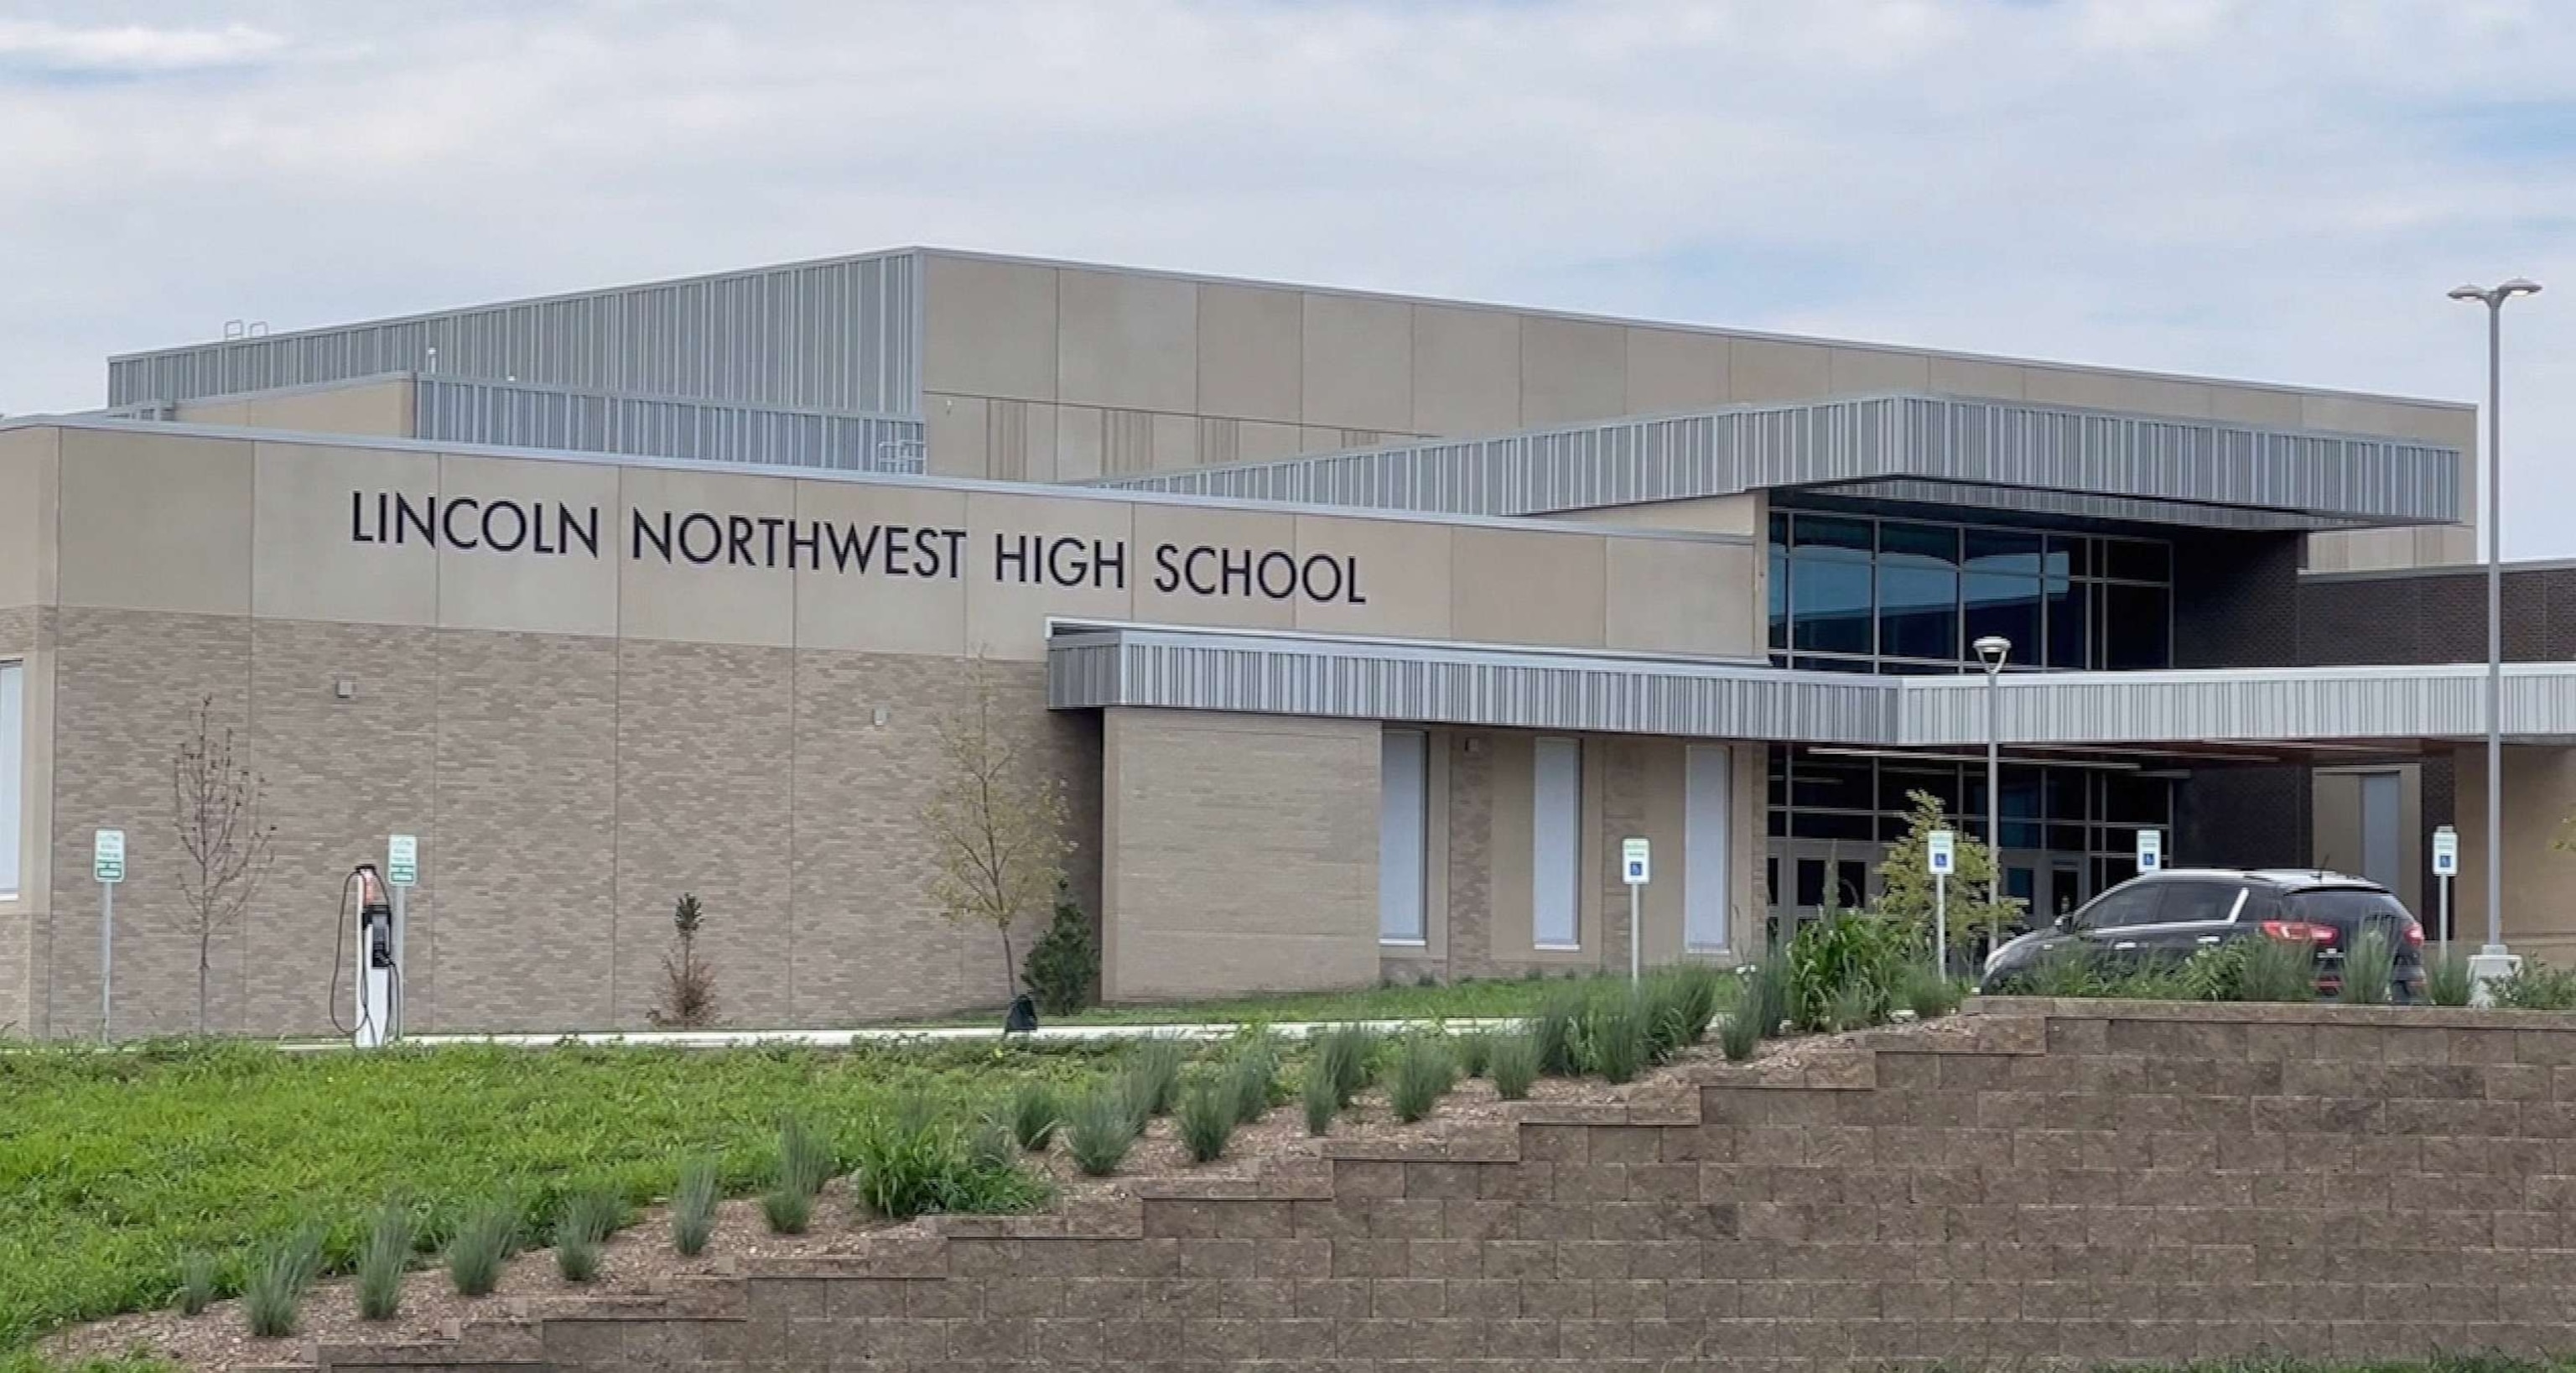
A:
[2239, 936, 2319, 1003]
[2496, 960, 2576, 1011]
[1642, 964, 1727, 1057]
[1067, 1089, 1138, 1177]
[1312, 1024, 1379, 1106]
[967, 1114, 1015, 1173]
[1386, 1038, 1457, 1123]
[649, 892, 719, 1029]
[2339, 929, 2397, 1006]
[672, 1158, 719, 1257]
[1898, 965, 1963, 1020]
[175, 1251, 218, 1318]
[1007, 1081, 1062, 1152]
[1784, 911, 1913, 1031]
[1455, 1031, 1493, 1079]
[1718, 999, 1763, 1061]
[446, 1204, 518, 1298]
[1574, 991, 1649, 1084]
[1827, 979, 1878, 1032]
[1488, 1032, 1539, 1099]
[356, 1199, 413, 1320]
[776, 1116, 834, 1198]
[2177, 941, 2251, 1002]
[1227, 1041, 1279, 1124]
[1176, 1078, 1236, 1162]
[1301, 1064, 1337, 1135]
[1530, 986, 1585, 1075]
[1021, 883, 1098, 1017]
[2022, 943, 2106, 998]
[242, 1225, 324, 1339]
[761, 1185, 811, 1235]
[553, 1188, 624, 1284]
[1118, 1038, 1188, 1124]
[845, 1104, 1050, 1220]
[2426, 949, 2475, 1007]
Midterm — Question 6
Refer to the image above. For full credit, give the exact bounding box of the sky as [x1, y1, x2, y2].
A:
[3, 0, 2573, 554]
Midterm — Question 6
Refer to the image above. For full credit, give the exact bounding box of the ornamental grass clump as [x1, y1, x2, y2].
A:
[1067, 1087, 1139, 1177]
[445, 1204, 518, 1298]
[1007, 1081, 1062, 1152]
[2239, 935, 2319, 1003]
[1312, 1023, 1379, 1106]
[175, 1251, 219, 1318]
[1488, 1032, 1539, 1100]
[1899, 965, 1965, 1021]
[1177, 1077, 1237, 1162]
[2339, 928, 2397, 1006]
[2425, 949, 2475, 1007]
[1301, 1064, 1338, 1136]
[1386, 1038, 1457, 1123]
[760, 1183, 812, 1235]
[1531, 985, 1585, 1076]
[242, 1225, 325, 1339]
[671, 1158, 719, 1257]
[1117, 1038, 1188, 1125]
[1745, 953, 1794, 1041]
[1228, 1036, 1280, 1124]
[1455, 1031, 1494, 1079]
[553, 1188, 625, 1284]
[1642, 964, 1725, 1058]
[1717, 997, 1763, 1061]
[356, 1199, 413, 1320]
[1574, 989, 1649, 1084]
[776, 1116, 834, 1198]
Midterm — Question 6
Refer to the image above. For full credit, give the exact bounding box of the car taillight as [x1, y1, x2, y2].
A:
[2260, 920, 2338, 944]
[2407, 923, 2424, 947]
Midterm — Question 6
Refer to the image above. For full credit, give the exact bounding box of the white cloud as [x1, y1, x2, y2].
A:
[0, 18, 284, 73]
[3, 0, 2571, 554]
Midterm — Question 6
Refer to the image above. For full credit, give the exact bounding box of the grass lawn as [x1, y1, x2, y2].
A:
[0, 1036, 1154, 1355]
[924, 970, 1612, 1028]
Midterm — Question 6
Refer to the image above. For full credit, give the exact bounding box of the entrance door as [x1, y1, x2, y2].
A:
[1765, 841, 1877, 947]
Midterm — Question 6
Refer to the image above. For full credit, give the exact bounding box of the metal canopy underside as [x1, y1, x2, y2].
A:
[1083, 393, 2462, 533]
[1046, 625, 2576, 748]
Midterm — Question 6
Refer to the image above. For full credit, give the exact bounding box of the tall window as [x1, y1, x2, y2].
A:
[0, 662, 20, 900]
[1533, 737, 1581, 949]
[1379, 730, 1428, 943]
[1685, 745, 1732, 951]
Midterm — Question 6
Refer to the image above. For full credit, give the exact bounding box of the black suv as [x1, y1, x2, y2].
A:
[1979, 868, 2427, 998]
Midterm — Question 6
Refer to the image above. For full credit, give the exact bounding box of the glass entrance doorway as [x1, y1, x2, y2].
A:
[1765, 840, 1876, 945]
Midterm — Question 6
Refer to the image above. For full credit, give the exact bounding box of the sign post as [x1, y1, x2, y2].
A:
[1928, 830, 1955, 980]
[93, 829, 125, 1042]
[2433, 824, 2459, 949]
[387, 835, 417, 1042]
[1621, 837, 1651, 983]
[2136, 829, 2163, 876]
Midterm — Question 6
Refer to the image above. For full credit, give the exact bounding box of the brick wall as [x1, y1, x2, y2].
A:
[29, 608, 1099, 1037]
[319, 1001, 2576, 1373]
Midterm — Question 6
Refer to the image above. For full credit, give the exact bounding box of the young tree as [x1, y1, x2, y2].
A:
[649, 892, 719, 1028]
[1873, 789, 2024, 965]
[170, 694, 275, 1034]
[1021, 881, 1098, 1017]
[924, 659, 1070, 1004]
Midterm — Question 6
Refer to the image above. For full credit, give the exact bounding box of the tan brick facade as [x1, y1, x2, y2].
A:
[318, 1001, 2576, 1373]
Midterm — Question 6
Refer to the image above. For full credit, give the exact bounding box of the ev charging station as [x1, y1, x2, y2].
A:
[341, 835, 413, 1049]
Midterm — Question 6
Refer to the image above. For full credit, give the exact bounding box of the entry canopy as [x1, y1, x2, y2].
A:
[1049, 624, 2576, 750]
[1087, 393, 2463, 533]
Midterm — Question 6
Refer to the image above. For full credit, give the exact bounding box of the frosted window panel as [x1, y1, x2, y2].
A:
[1533, 736, 1581, 948]
[1379, 730, 1428, 941]
[1685, 745, 1732, 950]
[0, 663, 19, 899]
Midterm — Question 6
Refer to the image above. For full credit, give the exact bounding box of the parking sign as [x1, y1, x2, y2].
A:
[1928, 830, 1955, 877]
[1621, 837, 1650, 886]
[2137, 829, 2163, 873]
[2433, 825, 2459, 878]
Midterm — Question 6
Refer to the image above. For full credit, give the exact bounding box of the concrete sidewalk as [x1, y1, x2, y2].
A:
[277, 1015, 1536, 1053]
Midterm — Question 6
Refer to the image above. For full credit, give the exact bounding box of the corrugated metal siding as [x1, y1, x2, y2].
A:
[414, 378, 924, 474]
[108, 251, 922, 415]
[1049, 627, 2576, 746]
[1088, 394, 2461, 529]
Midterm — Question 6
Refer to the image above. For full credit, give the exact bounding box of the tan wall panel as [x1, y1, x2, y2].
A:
[1519, 316, 1628, 426]
[1553, 494, 1759, 538]
[434, 454, 620, 637]
[0, 428, 60, 610]
[1101, 709, 1378, 1001]
[174, 398, 252, 428]
[1053, 404, 1103, 483]
[2455, 746, 2576, 949]
[1410, 305, 1521, 435]
[1829, 347, 1932, 393]
[1150, 413, 1198, 470]
[1625, 328, 1730, 413]
[2207, 385, 2305, 428]
[791, 481, 969, 655]
[2023, 367, 2213, 417]
[1195, 283, 1304, 425]
[1292, 514, 1452, 639]
[252, 443, 440, 626]
[921, 254, 1058, 403]
[1605, 538, 1757, 656]
[1301, 294, 1412, 433]
[1056, 268, 1198, 415]
[1728, 338, 1831, 403]
[1451, 526, 1607, 647]
[245, 378, 417, 438]
[962, 491, 1135, 659]
[923, 393, 990, 480]
[616, 465, 796, 647]
[56, 429, 252, 616]
[1927, 356, 2027, 401]
[1237, 419, 1305, 463]
[1131, 503, 1298, 629]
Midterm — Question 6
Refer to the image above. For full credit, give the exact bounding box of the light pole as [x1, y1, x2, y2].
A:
[2449, 278, 2541, 980]
[1974, 635, 2012, 947]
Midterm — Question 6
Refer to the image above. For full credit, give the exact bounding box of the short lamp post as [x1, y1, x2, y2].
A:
[2449, 278, 2542, 1001]
[1973, 635, 2012, 949]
